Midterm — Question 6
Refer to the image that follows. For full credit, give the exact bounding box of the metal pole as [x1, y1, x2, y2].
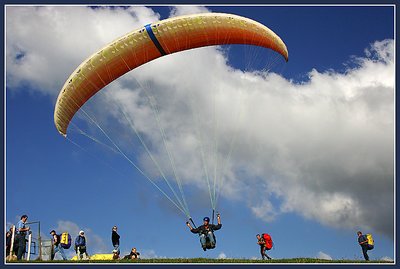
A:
[26, 221, 42, 260]
[27, 232, 32, 261]
[50, 236, 54, 261]
[8, 225, 15, 262]
[38, 221, 42, 260]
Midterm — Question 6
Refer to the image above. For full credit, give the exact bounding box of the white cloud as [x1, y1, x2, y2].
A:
[140, 249, 167, 259]
[250, 198, 278, 222]
[6, 6, 394, 241]
[217, 252, 227, 259]
[380, 256, 394, 262]
[169, 5, 210, 17]
[317, 251, 333, 260]
[51, 220, 108, 259]
[6, 221, 14, 229]
[6, 6, 160, 95]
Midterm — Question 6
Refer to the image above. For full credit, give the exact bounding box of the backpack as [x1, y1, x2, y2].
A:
[60, 232, 72, 249]
[366, 234, 374, 250]
[262, 233, 273, 250]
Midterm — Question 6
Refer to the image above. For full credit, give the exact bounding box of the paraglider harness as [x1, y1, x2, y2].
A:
[188, 210, 219, 249]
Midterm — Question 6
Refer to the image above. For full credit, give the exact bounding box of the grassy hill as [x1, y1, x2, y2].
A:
[8, 258, 394, 263]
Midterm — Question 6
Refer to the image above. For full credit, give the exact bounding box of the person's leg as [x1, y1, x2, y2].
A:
[13, 242, 19, 258]
[16, 235, 25, 260]
[362, 245, 369, 261]
[207, 232, 216, 248]
[50, 245, 55, 260]
[13, 236, 19, 259]
[199, 234, 207, 250]
[260, 246, 265, 260]
[82, 247, 88, 260]
[113, 245, 120, 259]
[265, 250, 272, 260]
[59, 246, 67, 260]
[114, 244, 120, 255]
[53, 245, 60, 260]
[15, 236, 20, 260]
[76, 246, 82, 260]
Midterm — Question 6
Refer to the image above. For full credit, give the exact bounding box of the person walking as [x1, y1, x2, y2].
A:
[75, 230, 89, 260]
[256, 234, 272, 260]
[357, 231, 372, 261]
[15, 215, 30, 260]
[50, 230, 67, 260]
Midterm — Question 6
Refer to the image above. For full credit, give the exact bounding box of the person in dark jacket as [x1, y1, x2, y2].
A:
[123, 247, 140, 260]
[50, 230, 67, 260]
[6, 227, 13, 258]
[256, 234, 271, 260]
[186, 213, 222, 251]
[75, 230, 89, 260]
[357, 231, 371, 261]
[111, 226, 120, 259]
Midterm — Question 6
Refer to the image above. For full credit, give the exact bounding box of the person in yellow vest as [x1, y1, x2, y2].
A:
[357, 231, 373, 261]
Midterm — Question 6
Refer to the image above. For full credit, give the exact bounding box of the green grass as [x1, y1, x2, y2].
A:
[8, 258, 394, 263]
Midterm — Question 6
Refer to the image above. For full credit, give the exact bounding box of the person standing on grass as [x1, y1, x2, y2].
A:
[15, 215, 30, 260]
[6, 227, 13, 258]
[75, 230, 89, 260]
[111, 226, 120, 259]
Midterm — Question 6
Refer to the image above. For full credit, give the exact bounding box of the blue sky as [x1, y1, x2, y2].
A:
[5, 5, 394, 262]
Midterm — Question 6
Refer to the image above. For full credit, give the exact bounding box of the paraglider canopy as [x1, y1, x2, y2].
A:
[54, 12, 288, 137]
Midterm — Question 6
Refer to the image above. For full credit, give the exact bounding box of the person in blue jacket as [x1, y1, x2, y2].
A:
[15, 215, 30, 260]
[357, 231, 372, 261]
[75, 230, 89, 260]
